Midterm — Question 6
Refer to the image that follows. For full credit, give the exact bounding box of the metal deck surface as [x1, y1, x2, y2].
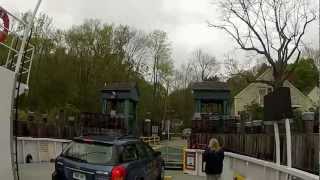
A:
[19, 163, 205, 180]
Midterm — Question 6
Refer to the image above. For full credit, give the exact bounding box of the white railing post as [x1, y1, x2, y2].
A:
[285, 118, 292, 180]
[26, 46, 35, 85]
[285, 119, 292, 167]
[274, 121, 280, 180]
[273, 122, 281, 164]
[21, 140, 25, 164]
[14, 0, 41, 74]
[5, 37, 15, 67]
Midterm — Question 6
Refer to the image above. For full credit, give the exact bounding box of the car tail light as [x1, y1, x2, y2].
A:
[111, 165, 126, 180]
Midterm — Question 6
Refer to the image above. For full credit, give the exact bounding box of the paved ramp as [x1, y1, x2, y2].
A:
[20, 163, 54, 180]
[153, 137, 187, 169]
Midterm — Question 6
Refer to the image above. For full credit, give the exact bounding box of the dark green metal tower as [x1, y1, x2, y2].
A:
[191, 81, 231, 115]
[101, 82, 139, 134]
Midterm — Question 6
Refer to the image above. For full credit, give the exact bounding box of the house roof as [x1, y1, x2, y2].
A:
[284, 80, 314, 106]
[307, 86, 320, 95]
[234, 69, 314, 106]
[101, 82, 139, 101]
[191, 81, 229, 91]
[234, 69, 273, 98]
[102, 82, 137, 91]
[307, 86, 320, 105]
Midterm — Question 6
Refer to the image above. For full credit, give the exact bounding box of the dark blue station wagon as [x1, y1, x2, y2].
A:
[52, 135, 164, 180]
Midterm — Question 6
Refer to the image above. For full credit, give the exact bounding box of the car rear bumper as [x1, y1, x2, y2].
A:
[52, 170, 66, 180]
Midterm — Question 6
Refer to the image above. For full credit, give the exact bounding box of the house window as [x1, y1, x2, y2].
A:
[201, 102, 223, 114]
[258, 87, 273, 105]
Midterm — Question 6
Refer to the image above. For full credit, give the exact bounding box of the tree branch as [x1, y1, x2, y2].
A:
[229, 5, 276, 68]
[282, 48, 301, 83]
[286, 16, 316, 61]
[240, 72, 274, 87]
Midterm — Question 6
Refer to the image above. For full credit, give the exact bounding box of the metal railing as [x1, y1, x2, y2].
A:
[226, 152, 319, 180]
[158, 145, 184, 169]
[0, 6, 36, 86]
[183, 149, 319, 179]
[140, 135, 160, 145]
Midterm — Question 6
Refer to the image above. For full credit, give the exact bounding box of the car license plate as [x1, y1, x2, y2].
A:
[73, 172, 86, 180]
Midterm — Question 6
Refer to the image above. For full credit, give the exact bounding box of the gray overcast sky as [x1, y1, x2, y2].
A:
[2, 0, 319, 67]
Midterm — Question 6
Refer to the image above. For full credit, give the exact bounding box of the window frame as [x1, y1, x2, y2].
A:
[120, 143, 139, 163]
[258, 88, 268, 105]
[135, 142, 151, 160]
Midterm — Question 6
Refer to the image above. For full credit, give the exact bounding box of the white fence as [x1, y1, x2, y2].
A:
[15, 137, 71, 164]
[184, 149, 319, 180]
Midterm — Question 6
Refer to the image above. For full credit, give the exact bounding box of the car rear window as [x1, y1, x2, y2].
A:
[62, 141, 114, 165]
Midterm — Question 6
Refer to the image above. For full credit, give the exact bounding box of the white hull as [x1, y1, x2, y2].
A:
[0, 67, 16, 180]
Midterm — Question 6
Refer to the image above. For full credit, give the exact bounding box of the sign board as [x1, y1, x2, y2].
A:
[185, 152, 196, 170]
[264, 87, 293, 121]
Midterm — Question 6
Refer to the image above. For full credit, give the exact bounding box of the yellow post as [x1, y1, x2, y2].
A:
[182, 146, 186, 171]
[164, 176, 172, 180]
[234, 173, 246, 180]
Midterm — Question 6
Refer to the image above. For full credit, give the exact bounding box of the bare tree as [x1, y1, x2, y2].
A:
[147, 30, 171, 97]
[191, 49, 219, 81]
[172, 63, 194, 90]
[303, 46, 320, 63]
[209, 0, 316, 89]
[224, 57, 244, 76]
[113, 25, 131, 63]
[123, 30, 149, 75]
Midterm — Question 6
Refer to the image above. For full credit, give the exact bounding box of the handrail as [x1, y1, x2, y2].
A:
[17, 137, 71, 143]
[225, 152, 319, 180]
[140, 136, 160, 145]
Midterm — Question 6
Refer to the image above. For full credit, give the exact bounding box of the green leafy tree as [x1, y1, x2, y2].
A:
[168, 88, 194, 128]
[288, 58, 319, 94]
[8, 14, 175, 127]
[244, 102, 263, 120]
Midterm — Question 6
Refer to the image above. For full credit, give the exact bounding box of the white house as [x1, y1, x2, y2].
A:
[234, 69, 314, 116]
[307, 86, 320, 107]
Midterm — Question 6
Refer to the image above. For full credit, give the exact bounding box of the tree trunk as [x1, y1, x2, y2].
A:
[273, 76, 285, 90]
[201, 71, 205, 81]
[272, 67, 285, 90]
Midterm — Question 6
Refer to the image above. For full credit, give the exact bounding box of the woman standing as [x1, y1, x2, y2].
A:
[203, 138, 224, 180]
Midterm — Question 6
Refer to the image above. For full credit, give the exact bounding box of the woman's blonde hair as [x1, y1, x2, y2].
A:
[208, 138, 221, 151]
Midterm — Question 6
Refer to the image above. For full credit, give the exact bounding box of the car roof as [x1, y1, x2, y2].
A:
[73, 135, 141, 145]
